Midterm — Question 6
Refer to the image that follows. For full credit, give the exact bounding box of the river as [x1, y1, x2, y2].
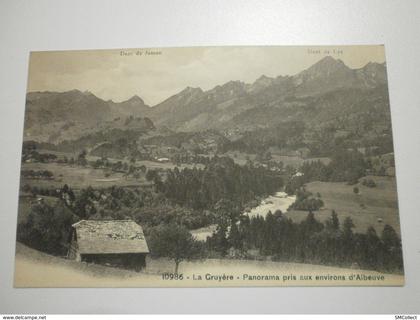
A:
[245, 191, 296, 218]
[191, 191, 296, 241]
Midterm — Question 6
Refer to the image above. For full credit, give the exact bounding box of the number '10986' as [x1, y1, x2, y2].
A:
[162, 273, 184, 280]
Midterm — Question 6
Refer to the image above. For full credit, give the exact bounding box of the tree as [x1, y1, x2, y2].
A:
[77, 149, 88, 166]
[210, 222, 229, 256]
[301, 211, 323, 234]
[341, 216, 355, 263]
[73, 187, 97, 218]
[365, 227, 382, 268]
[326, 210, 340, 232]
[214, 198, 240, 223]
[228, 221, 243, 251]
[148, 223, 202, 273]
[146, 169, 158, 181]
[297, 211, 324, 261]
[342, 217, 355, 236]
[381, 224, 400, 250]
[17, 200, 77, 255]
[381, 224, 403, 271]
[353, 186, 359, 194]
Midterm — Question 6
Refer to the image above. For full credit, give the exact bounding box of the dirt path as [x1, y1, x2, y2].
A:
[14, 243, 404, 287]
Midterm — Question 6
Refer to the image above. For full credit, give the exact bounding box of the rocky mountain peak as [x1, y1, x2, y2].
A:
[246, 75, 275, 93]
[209, 80, 246, 96]
[126, 95, 145, 105]
[301, 56, 349, 76]
[179, 86, 204, 95]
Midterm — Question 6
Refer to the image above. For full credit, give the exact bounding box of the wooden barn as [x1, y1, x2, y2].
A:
[67, 219, 149, 271]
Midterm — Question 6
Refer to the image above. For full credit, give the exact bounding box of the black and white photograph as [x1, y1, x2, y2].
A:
[14, 45, 404, 287]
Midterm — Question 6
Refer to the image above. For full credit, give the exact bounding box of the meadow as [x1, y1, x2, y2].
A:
[285, 176, 401, 235]
[20, 162, 151, 189]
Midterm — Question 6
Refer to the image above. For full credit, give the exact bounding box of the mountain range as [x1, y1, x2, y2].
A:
[24, 56, 388, 143]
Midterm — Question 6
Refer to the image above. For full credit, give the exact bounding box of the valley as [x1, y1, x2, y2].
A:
[16, 54, 403, 282]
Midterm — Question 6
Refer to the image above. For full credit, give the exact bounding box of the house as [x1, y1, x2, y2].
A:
[67, 219, 149, 271]
[293, 171, 304, 177]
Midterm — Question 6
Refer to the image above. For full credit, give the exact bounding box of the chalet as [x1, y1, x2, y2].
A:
[67, 219, 149, 271]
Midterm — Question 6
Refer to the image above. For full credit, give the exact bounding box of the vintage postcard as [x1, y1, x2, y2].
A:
[14, 45, 404, 287]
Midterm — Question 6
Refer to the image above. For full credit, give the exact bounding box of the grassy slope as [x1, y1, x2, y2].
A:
[14, 243, 403, 287]
[285, 176, 401, 235]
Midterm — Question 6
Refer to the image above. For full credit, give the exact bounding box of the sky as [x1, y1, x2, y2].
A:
[27, 45, 386, 106]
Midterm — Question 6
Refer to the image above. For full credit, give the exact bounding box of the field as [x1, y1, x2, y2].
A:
[14, 242, 403, 287]
[20, 162, 151, 189]
[223, 150, 330, 167]
[271, 155, 331, 167]
[285, 176, 401, 235]
[132, 159, 204, 170]
[20, 158, 206, 191]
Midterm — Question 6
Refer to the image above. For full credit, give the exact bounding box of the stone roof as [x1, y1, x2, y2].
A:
[72, 220, 149, 254]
